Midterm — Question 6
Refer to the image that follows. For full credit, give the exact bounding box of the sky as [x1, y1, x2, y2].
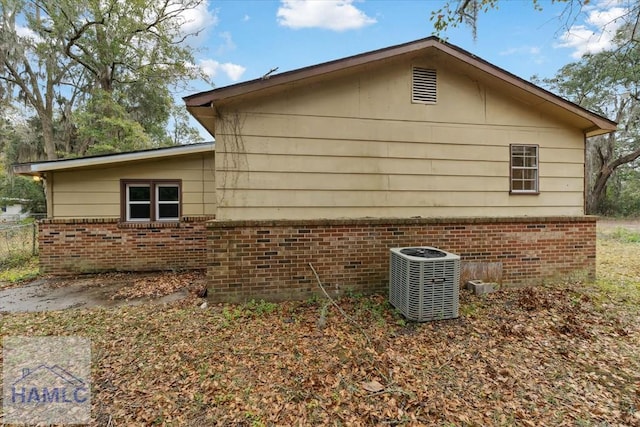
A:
[8, 0, 631, 140]
[181, 0, 631, 98]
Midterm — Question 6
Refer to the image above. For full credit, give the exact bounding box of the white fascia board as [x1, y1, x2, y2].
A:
[19, 142, 215, 174]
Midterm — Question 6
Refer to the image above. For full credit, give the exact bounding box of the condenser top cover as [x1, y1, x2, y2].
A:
[390, 247, 460, 261]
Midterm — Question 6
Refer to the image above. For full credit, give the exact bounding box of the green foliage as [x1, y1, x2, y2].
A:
[607, 227, 640, 243]
[431, 0, 547, 39]
[460, 301, 483, 318]
[74, 90, 152, 156]
[0, 218, 39, 285]
[594, 278, 640, 306]
[431, 0, 501, 39]
[0, 175, 46, 213]
[122, 83, 175, 147]
[599, 167, 640, 217]
[0, 114, 45, 165]
[351, 294, 390, 325]
[243, 299, 279, 315]
[0, 254, 39, 285]
[0, 0, 208, 161]
[169, 105, 205, 146]
[222, 299, 280, 323]
[539, 25, 640, 216]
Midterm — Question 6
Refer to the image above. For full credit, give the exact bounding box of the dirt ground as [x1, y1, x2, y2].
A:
[0, 270, 206, 313]
[0, 218, 637, 313]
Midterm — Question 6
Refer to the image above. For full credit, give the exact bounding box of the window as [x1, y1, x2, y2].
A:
[122, 180, 181, 222]
[412, 67, 437, 104]
[510, 145, 539, 193]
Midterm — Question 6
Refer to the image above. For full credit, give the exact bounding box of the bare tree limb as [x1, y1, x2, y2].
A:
[308, 262, 373, 349]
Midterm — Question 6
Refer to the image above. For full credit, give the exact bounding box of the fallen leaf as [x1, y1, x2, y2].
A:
[362, 380, 384, 393]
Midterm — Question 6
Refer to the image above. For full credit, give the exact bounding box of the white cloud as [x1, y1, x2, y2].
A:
[217, 31, 236, 55]
[277, 0, 376, 31]
[199, 59, 246, 82]
[15, 24, 42, 42]
[499, 45, 542, 56]
[172, 0, 219, 36]
[243, 15, 251, 22]
[555, 1, 628, 58]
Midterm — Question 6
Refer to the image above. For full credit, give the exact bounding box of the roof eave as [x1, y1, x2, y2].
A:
[184, 37, 617, 135]
[585, 125, 617, 138]
[433, 42, 618, 136]
[183, 37, 443, 107]
[13, 142, 215, 176]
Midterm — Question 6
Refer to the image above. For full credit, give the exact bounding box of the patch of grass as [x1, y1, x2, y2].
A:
[0, 220, 37, 259]
[0, 254, 39, 285]
[222, 299, 280, 323]
[459, 300, 483, 318]
[351, 294, 390, 325]
[596, 234, 640, 306]
[606, 227, 640, 243]
[244, 299, 279, 315]
[593, 279, 640, 306]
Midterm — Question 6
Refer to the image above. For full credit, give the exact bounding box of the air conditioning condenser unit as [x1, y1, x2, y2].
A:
[389, 247, 460, 322]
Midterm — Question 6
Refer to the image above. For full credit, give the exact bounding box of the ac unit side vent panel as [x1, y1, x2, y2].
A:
[389, 246, 460, 322]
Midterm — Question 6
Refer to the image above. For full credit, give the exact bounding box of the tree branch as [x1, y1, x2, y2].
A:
[610, 147, 640, 171]
[63, 19, 104, 78]
[308, 262, 373, 349]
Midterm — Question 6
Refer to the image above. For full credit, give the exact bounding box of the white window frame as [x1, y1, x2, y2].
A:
[155, 184, 180, 221]
[122, 180, 181, 222]
[510, 144, 539, 194]
[126, 183, 151, 222]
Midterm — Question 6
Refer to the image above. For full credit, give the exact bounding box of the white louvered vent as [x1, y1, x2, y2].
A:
[412, 67, 437, 104]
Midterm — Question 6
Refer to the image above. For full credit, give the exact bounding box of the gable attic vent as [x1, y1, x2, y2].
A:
[412, 67, 437, 104]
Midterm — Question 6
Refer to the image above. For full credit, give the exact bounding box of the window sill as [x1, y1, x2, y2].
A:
[118, 221, 182, 229]
[509, 191, 540, 195]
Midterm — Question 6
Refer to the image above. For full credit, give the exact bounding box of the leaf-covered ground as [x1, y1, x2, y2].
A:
[2, 228, 640, 426]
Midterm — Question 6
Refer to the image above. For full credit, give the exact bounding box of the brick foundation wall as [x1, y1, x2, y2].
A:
[39, 217, 214, 275]
[207, 216, 596, 302]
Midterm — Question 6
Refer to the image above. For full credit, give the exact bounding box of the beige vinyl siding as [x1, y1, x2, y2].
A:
[49, 153, 215, 219]
[219, 206, 584, 220]
[213, 54, 586, 220]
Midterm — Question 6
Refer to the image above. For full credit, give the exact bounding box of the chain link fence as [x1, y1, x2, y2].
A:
[0, 220, 38, 267]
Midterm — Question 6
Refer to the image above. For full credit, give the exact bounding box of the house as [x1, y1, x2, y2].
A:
[16, 37, 616, 301]
[0, 198, 31, 222]
[14, 142, 216, 274]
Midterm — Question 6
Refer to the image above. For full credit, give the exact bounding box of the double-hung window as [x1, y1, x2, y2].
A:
[510, 145, 539, 193]
[122, 180, 181, 222]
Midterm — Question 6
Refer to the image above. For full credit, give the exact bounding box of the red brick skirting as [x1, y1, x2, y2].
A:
[39, 217, 214, 275]
[207, 216, 596, 302]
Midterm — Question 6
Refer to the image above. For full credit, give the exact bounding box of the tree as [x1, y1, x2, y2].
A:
[539, 28, 640, 214]
[0, 0, 78, 160]
[0, 113, 46, 213]
[0, 113, 45, 165]
[0, 175, 46, 213]
[73, 89, 152, 156]
[431, 0, 640, 48]
[40, 0, 208, 150]
[0, 0, 208, 160]
[168, 103, 205, 146]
